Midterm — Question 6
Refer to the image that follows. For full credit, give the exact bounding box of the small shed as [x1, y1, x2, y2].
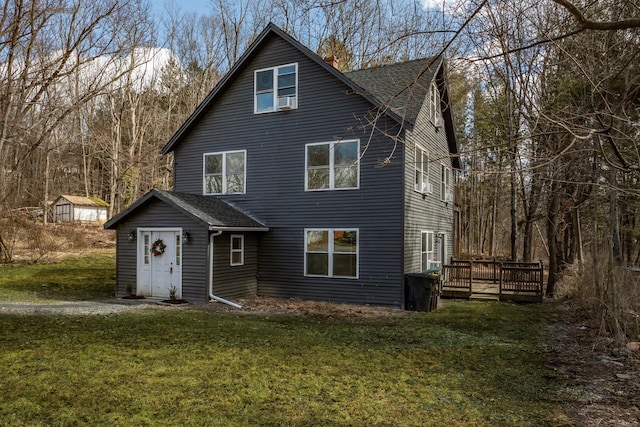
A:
[52, 195, 109, 224]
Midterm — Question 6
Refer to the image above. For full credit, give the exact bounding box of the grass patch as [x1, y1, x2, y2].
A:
[0, 253, 570, 425]
[0, 250, 115, 302]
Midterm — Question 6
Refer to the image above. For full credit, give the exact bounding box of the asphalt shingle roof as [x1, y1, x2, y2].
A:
[103, 189, 267, 230]
[344, 57, 442, 126]
[155, 190, 266, 229]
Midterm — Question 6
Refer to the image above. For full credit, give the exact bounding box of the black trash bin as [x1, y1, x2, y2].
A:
[405, 273, 438, 311]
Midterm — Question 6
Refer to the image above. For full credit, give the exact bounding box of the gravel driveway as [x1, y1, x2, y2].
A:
[0, 298, 164, 315]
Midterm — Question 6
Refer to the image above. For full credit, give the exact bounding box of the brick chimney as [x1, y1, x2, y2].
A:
[324, 55, 339, 69]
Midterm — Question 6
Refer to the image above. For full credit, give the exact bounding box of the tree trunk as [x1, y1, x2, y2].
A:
[44, 147, 50, 226]
[610, 171, 623, 265]
[510, 152, 517, 261]
[573, 206, 583, 264]
[592, 208, 601, 300]
[546, 179, 559, 297]
[490, 178, 497, 257]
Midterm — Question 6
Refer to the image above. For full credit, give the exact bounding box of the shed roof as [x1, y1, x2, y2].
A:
[54, 195, 109, 207]
[103, 190, 268, 231]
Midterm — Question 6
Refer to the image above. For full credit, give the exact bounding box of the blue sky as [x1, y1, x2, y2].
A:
[151, 0, 212, 16]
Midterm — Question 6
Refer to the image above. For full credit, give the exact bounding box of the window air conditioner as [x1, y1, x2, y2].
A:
[278, 96, 296, 110]
[444, 192, 453, 203]
[435, 117, 444, 129]
[422, 182, 432, 194]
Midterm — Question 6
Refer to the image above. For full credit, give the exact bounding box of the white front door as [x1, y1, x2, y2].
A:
[137, 229, 182, 299]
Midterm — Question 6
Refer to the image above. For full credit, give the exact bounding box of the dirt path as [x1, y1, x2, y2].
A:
[547, 303, 640, 426]
[0, 298, 159, 315]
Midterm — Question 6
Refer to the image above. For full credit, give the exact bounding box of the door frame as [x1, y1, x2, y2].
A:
[136, 227, 183, 298]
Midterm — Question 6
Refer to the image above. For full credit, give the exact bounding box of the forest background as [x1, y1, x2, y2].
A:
[0, 0, 639, 344]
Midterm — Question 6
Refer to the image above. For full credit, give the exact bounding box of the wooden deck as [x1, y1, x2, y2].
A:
[441, 260, 544, 303]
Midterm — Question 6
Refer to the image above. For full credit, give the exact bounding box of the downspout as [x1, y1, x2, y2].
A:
[208, 230, 243, 310]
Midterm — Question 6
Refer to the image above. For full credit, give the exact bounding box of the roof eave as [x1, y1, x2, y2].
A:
[436, 64, 461, 170]
[103, 189, 213, 230]
[209, 226, 270, 232]
[161, 23, 409, 155]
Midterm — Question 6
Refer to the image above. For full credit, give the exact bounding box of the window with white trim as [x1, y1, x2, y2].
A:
[305, 229, 358, 278]
[306, 140, 359, 191]
[254, 63, 298, 113]
[230, 235, 244, 266]
[415, 146, 431, 193]
[430, 82, 441, 125]
[441, 164, 452, 202]
[203, 150, 246, 195]
[421, 231, 437, 271]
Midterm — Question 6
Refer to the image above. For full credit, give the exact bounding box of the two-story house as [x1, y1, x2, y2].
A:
[103, 23, 460, 308]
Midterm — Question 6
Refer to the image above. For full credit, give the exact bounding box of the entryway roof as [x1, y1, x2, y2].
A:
[103, 189, 268, 232]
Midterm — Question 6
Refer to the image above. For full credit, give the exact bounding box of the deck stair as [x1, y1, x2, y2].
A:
[469, 292, 500, 302]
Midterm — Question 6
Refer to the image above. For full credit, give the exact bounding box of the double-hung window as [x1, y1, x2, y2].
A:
[230, 235, 244, 266]
[305, 229, 358, 278]
[306, 140, 359, 191]
[255, 63, 298, 113]
[421, 231, 436, 271]
[441, 164, 452, 202]
[415, 146, 431, 193]
[203, 150, 246, 195]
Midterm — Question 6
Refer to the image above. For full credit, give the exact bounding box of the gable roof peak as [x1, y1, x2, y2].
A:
[161, 22, 432, 155]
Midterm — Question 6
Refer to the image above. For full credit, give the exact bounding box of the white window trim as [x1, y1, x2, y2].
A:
[421, 230, 437, 271]
[175, 233, 181, 266]
[437, 232, 447, 272]
[304, 228, 359, 279]
[430, 82, 442, 125]
[202, 150, 247, 195]
[230, 234, 244, 266]
[305, 139, 360, 191]
[441, 163, 452, 202]
[415, 145, 432, 194]
[254, 63, 298, 114]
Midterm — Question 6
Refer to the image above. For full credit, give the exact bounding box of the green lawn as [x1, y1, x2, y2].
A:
[0, 250, 115, 302]
[0, 253, 570, 426]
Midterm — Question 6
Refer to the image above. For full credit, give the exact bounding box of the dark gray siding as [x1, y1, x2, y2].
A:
[212, 232, 258, 299]
[172, 35, 406, 307]
[113, 199, 210, 303]
[403, 92, 455, 274]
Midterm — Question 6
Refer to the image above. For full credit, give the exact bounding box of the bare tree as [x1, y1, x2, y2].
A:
[0, 0, 154, 210]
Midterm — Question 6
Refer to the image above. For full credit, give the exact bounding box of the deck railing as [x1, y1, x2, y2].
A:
[442, 259, 544, 302]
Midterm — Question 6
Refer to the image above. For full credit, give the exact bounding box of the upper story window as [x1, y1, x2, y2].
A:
[441, 163, 452, 202]
[306, 140, 359, 191]
[255, 63, 298, 113]
[415, 146, 431, 194]
[203, 150, 246, 195]
[430, 82, 442, 126]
